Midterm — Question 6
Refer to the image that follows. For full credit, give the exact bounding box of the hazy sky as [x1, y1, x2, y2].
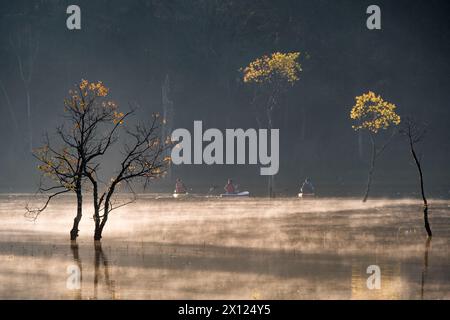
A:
[0, 0, 449, 195]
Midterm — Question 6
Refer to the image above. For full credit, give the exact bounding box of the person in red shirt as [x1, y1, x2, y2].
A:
[224, 179, 236, 194]
[175, 178, 187, 194]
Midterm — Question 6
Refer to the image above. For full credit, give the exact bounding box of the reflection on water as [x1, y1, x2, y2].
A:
[351, 262, 402, 299]
[70, 241, 82, 300]
[0, 195, 449, 299]
[421, 238, 431, 300]
[93, 241, 116, 300]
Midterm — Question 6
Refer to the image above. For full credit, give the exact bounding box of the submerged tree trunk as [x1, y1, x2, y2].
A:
[409, 140, 432, 237]
[86, 171, 104, 241]
[94, 224, 104, 241]
[94, 203, 109, 241]
[94, 185, 115, 241]
[70, 185, 83, 240]
[93, 197, 104, 241]
[423, 206, 432, 238]
[94, 208, 110, 241]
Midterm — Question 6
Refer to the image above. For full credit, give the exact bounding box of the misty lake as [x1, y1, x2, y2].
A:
[0, 194, 449, 299]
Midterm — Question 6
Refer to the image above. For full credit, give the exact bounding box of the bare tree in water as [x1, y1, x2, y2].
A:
[28, 79, 129, 240]
[84, 114, 171, 240]
[400, 117, 432, 237]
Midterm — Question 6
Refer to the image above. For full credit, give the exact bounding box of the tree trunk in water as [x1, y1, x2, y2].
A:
[94, 195, 111, 241]
[70, 187, 82, 240]
[410, 141, 432, 237]
[93, 205, 104, 241]
[89, 174, 103, 241]
[363, 139, 376, 202]
[94, 225, 103, 241]
[423, 206, 432, 238]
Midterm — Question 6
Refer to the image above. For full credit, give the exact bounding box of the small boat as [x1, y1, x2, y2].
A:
[220, 191, 250, 198]
[173, 192, 189, 199]
[298, 193, 315, 198]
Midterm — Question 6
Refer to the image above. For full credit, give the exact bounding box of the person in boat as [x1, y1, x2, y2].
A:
[300, 178, 315, 195]
[224, 179, 236, 194]
[175, 178, 187, 194]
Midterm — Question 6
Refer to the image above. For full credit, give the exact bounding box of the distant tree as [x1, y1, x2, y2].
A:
[161, 74, 174, 179]
[399, 117, 432, 237]
[350, 91, 401, 202]
[242, 52, 302, 197]
[10, 25, 40, 152]
[28, 79, 129, 240]
[0, 79, 18, 134]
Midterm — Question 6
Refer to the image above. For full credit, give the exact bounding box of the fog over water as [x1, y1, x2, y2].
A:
[1, 195, 449, 299]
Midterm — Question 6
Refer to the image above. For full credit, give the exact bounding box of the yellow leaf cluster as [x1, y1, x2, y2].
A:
[79, 79, 88, 90]
[79, 79, 109, 97]
[350, 91, 401, 133]
[243, 52, 301, 84]
[113, 111, 124, 125]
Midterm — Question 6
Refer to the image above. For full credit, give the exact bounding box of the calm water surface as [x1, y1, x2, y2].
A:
[0, 194, 449, 299]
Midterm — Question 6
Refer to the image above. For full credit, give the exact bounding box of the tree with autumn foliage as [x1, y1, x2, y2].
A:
[350, 91, 401, 202]
[29, 79, 170, 241]
[29, 79, 127, 240]
[242, 52, 302, 197]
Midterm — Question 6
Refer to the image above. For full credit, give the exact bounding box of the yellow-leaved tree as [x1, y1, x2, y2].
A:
[242, 52, 302, 197]
[29, 79, 171, 241]
[350, 91, 401, 202]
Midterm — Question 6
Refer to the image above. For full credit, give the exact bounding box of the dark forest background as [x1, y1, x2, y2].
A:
[0, 0, 449, 197]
